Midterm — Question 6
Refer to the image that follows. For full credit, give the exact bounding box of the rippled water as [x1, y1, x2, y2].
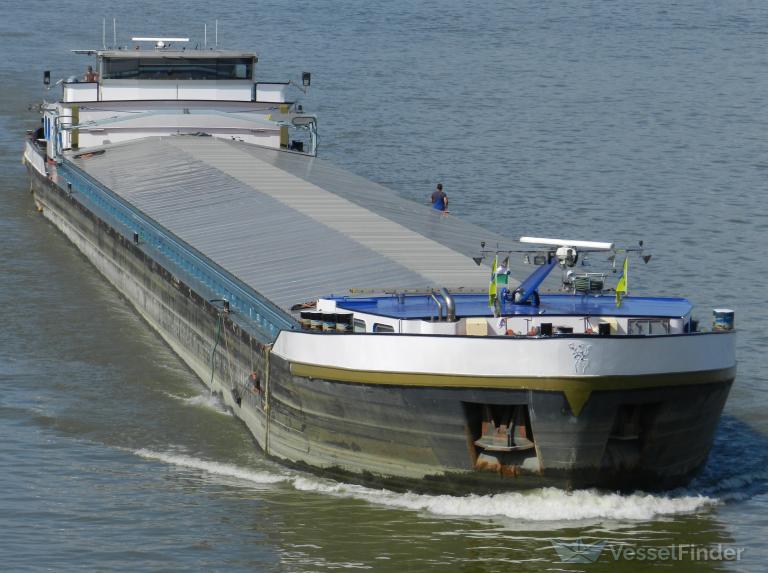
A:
[1, 1, 767, 571]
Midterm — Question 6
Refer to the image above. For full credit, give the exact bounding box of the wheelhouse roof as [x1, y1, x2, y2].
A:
[93, 50, 257, 59]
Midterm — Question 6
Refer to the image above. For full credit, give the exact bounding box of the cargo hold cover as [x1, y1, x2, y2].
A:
[70, 136, 518, 313]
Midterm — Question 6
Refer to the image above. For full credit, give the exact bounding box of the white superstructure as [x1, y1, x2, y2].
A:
[41, 40, 316, 159]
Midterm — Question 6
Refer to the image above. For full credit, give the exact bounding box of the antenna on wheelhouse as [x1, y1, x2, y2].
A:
[215, 19, 219, 48]
[204, 23, 207, 49]
[102, 18, 106, 50]
[113, 18, 117, 48]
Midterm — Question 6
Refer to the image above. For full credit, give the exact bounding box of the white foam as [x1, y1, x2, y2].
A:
[135, 449, 288, 485]
[163, 392, 231, 416]
[291, 477, 716, 522]
[133, 450, 717, 523]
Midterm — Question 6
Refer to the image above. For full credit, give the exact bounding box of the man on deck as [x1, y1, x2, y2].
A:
[430, 183, 448, 212]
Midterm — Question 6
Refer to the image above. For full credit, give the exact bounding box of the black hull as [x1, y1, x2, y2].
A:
[269, 355, 732, 493]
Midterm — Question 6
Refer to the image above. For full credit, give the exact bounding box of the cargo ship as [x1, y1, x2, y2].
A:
[23, 38, 736, 492]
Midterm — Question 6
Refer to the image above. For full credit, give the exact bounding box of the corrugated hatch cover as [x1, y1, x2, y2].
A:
[70, 136, 519, 314]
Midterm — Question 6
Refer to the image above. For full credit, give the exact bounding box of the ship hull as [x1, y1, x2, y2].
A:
[26, 158, 734, 493]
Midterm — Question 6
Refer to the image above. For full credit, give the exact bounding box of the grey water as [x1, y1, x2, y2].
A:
[1, 0, 767, 571]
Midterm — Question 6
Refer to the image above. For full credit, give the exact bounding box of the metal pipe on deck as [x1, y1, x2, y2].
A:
[430, 291, 444, 321]
[440, 287, 456, 321]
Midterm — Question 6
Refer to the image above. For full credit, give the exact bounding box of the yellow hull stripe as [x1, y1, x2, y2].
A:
[289, 363, 735, 416]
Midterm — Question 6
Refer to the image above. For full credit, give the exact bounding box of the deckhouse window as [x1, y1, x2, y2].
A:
[373, 323, 395, 333]
[101, 57, 254, 80]
[628, 319, 670, 335]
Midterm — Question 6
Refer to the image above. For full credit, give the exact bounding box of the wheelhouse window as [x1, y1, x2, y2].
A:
[353, 319, 367, 333]
[373, 323, 395, 333]
[101, 57, 254, 80]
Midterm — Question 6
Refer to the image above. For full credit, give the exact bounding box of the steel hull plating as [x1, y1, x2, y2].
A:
[27, 163, 734, 492]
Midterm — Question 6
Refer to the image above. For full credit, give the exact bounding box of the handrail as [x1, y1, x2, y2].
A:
[429, 291, 444, 322]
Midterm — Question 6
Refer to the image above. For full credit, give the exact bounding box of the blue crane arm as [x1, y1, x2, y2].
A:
[513, 259, 558, 304]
